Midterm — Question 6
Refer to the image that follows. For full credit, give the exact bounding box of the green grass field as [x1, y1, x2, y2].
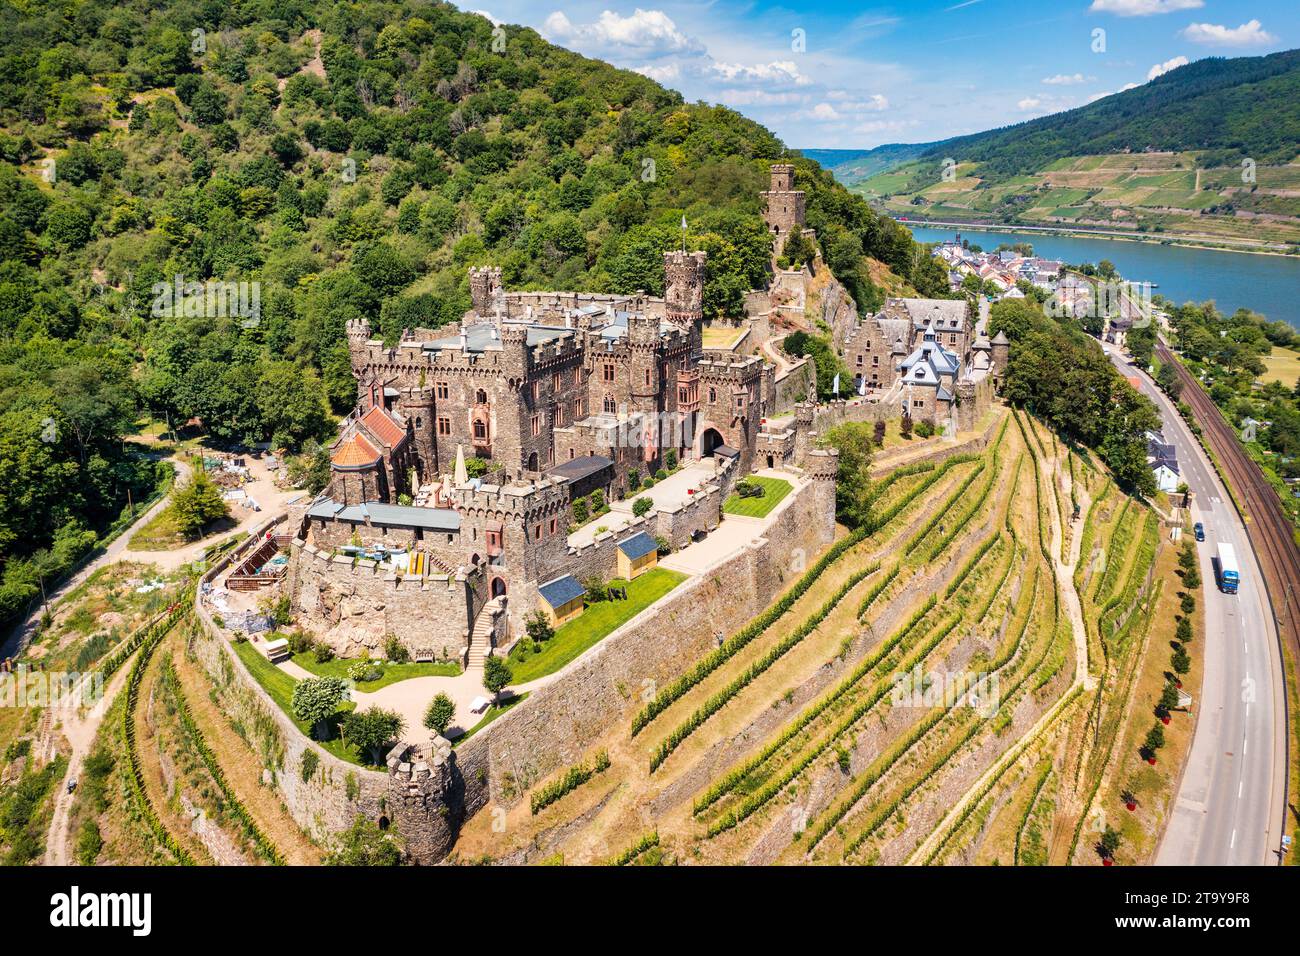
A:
[507, 567, 687, 683]
[723, 476, 793, 518]
[291, 652, 460, 690]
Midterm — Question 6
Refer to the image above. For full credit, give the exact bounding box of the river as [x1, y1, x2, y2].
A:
[904, 224, 1300, 330]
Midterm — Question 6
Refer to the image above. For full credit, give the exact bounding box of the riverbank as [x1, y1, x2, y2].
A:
[897, 218, 1299, 258]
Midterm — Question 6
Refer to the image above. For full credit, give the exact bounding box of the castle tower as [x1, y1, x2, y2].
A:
[990, 329, 1009, 392]
[468, 266, 502, 316]
[397, 384, 436, 483]
[628, 311, 662, 421]
[385, 739, 459, 865]
[663, 250, 707, 341]
[793, 400, 817, 467]
[761, 163, 806, 256]
[806, 448, 840, 542]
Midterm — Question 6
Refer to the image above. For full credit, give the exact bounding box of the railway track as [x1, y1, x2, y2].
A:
[1156, 342, 1300, 661]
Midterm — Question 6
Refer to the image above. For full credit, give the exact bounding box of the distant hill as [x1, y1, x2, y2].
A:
[803, 143, 933, 185]
[823, 49, 1300, 251]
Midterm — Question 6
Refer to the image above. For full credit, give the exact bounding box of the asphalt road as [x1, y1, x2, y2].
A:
[1109, 350, 1286, 865]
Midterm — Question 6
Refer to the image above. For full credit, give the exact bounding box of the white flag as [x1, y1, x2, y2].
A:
[832, 373, 840, 396]
[681, 215, 687, 230]
[858, 377, 867, 396]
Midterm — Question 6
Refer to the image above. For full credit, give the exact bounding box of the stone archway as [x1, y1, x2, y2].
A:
[700, 427, 725, 458]
[490, 576, 507, 599]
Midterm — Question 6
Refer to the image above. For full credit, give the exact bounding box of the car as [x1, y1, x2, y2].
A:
[1193, 522, 1205, 542]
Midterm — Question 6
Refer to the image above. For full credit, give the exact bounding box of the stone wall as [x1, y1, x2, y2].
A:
[453, 469, 837, 813]
[773, 358, 814, 412]
[189, 521, 391, 844]
[288, 540, 486, 660]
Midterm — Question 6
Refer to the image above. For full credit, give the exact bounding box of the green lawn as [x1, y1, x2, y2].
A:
[507, 567, 687, 683]
[453, 692, 530, 746]
[723, 476, 793, 518]
[232, 639, 367, 767]
[291, 652, 460, 690]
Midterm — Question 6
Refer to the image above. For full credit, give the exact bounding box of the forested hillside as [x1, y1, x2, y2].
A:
[917, 49, 1300, 182]
[0, 0, 951, 623]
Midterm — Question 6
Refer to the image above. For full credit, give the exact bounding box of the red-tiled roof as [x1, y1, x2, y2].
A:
[360, 405, 407, 448]
[331, 432, 381, 467]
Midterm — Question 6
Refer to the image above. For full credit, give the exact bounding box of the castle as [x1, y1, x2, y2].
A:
[285, 164, 1003, 663]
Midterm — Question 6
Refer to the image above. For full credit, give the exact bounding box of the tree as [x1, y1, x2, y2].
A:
[168, 467, 230, 538]
[342, 707, 406, 764]
[422, 693, 456, 737]
[325, 817, 402, 866]
[1144, 723, 1166, 753]
[524, 610, 554, 644]
[1099, 825, 1121, 860]
[483, 655, 513, 702]
[1156, 361, 1182, 400]
[1176, 617, 1193, 643]
[1159, 683, 1181, 713]
[632, 496, 653, 518]
[1171, 644, 1191, 675]
[291, 676, 348, 740]
[819, 422, 874, 528]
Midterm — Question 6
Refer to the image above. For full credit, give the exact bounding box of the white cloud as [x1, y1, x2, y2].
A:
[1182, 20, 1276, 47]
[471, 9, 501, 26]
[633, 63, 680, 83]
[542, 9, 704, 58]
[853, 118, 920, 135]
[1017, 97, 1043, 111]
[809, 103, 840, 121]
[709, 60, 811, 86]
[1088, 0, 1203, 15]
[715, 89, 806, 107]
[1041, 73, 1090, 86]
[1147, 55, 1188, 80]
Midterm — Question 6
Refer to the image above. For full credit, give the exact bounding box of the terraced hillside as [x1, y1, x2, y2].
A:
[449, 409, 1195, 865]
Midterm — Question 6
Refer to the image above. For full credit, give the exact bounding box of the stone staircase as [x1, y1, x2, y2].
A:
[466, 596, 507, 669]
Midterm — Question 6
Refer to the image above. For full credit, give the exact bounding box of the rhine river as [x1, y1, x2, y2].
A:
[905, 224, 1300, 330]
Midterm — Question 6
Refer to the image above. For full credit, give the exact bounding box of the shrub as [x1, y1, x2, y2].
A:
[627, 470, 640, 491]
[654, 535, 671, 556]
[314, 643, 335, 663]
[524, 610, 554, 643]
[632, 497, 653, 518]
[288, 630, 315, 655]
[1180, 593, 1195, 615]
[583, 575, 608, 602]
[1171, 644, 1191, 675]
[347, 659, 384, 683]
[1175, 617, 1193, 643]
[873, 420, 887, 447]
[530, 749, 611, 814]
[665, 450, 678, 470]
[423, 692, 456, 736]
[591, 489, 606, 512]
[915, 419, 935, 438]
[655, 469, 668, 480]
[572, 497, 589, 524]
[900, 416, 913, 438]
[383, 634, 410, 663]
[300, 749, 319, 783]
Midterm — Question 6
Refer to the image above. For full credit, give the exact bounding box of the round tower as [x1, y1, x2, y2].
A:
[397, 385, 436, 483]
[385, 739, 459, 864]
[663, 250, 707, 327]
[468, 266, 502, 316]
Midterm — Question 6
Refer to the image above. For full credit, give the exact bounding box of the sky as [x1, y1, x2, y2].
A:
[468, 0, 1298, 149]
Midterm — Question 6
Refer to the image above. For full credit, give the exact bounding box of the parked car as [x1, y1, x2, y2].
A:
[1193, 522, 1205, 542]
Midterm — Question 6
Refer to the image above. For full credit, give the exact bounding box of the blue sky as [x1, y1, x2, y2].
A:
[470, 1, 1297, 148]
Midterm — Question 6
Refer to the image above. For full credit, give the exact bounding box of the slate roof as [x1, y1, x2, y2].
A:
[546, 454, 615, 484]
[617, 531, 659, 561]
[538, 574, 585, 608]
[306, 498, 461, 531]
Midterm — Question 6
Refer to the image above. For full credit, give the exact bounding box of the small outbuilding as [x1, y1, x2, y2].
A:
[616, 531, 659, 580]
[537, 574, 586, 627]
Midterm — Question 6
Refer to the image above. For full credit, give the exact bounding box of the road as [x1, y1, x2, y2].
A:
[1109, 349, 1287, 865]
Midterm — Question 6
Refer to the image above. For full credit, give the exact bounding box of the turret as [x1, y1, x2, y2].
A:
[468, 266, 502, 316]
[760, 163, 806, 256]
[385, 739, 459, 864]
[663, 250, 707, 337]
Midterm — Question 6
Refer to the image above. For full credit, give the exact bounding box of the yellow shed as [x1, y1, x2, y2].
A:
[537, 574, 586, 627]
[616, 531, 659, 580]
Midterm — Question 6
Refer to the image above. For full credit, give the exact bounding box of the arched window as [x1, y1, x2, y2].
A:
[603, 394, 616, 413]
[473, 419, 488, 440]
[476, 388, 488, 405]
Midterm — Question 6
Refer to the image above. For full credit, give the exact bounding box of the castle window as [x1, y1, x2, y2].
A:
[436, 382, 449, 399]
[531, 414, 540, 437]
[708, 387, 717, 403]
[534, 524, 542, 541]
[873, 355, 879, 366]
[644, 368, 651, 386]
[603, 395, 616, 414]
[603, 363, 615, 383]
[473, 419, 488, 440]
[569, 448, 575, 459]
[571, 398, 580, 421]
[574, 367, 582, 385]
[437, 417, 451, 435]
[476, 388, 489, 405]
[552, 372, 561, 391]
[550, 517, 558, 534]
